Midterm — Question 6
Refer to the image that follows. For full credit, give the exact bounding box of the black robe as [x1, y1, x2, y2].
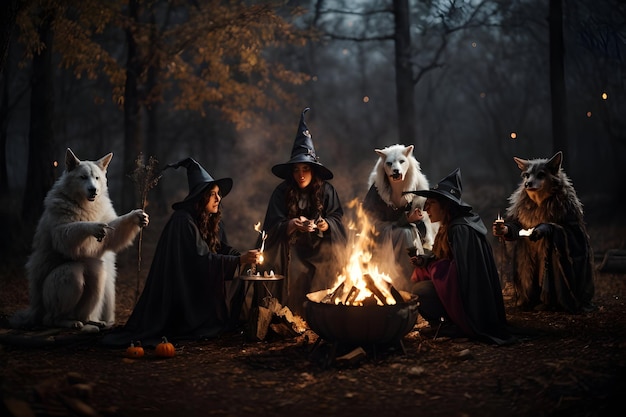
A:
[101, 209, 243, 347]
[412, 212, 515, 345]
[504, 219, 595, 312]
[362, 184, 427, 291]
[259, 181, 347, 317]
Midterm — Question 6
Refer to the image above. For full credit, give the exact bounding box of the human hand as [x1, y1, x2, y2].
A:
[407, 207, 424, 223]
[529, 223, 552, 241]
[293, 216, 316, 233]
[492, 221, 508, 237]
[315, 218, 329, 232]
[240, 249, 260, 266]
[411, 254, 435, 268]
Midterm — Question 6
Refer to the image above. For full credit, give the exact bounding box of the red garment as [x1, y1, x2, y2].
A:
[412, 259, 474, 336]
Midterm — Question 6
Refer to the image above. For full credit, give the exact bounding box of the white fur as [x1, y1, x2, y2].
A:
[369, 144, 435, 248]
[9, 148, 149, 332]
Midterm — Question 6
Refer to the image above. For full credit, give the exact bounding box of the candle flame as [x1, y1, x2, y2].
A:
[253, 221, 267, 260]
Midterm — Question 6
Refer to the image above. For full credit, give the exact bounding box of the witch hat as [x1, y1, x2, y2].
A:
[166, 157, 233, 209]
[271, 108, 333, 180]
[403, 168, 472, 211]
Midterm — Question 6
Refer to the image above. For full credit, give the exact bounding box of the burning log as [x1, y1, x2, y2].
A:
[318, 276, 405, 306]
[363, 273, 387, 305]
[321, 282, 344, 304]
[345, 286, 360, 305]
[362, 274, 404, 305]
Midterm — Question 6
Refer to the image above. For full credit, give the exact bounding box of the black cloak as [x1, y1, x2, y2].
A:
[101, 209, 243, 347]
[413, 212, 515, 345]
[259, 181, 347, 317]
[362, 184, 427, 291]
[504, 220, 595, 313]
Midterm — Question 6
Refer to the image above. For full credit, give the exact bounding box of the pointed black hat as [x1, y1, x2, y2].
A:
[403, 168, 472, 211]
[271, 108, 333, 180]
[166, 157, 233, 209]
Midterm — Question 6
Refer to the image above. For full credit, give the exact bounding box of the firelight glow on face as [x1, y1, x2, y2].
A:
[292, 163, 313, 189]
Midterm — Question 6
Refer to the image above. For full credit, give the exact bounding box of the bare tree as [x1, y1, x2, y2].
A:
[22, 8, 56, 224]
[310, 0, 494, 145]
[549, 0, 568, 164]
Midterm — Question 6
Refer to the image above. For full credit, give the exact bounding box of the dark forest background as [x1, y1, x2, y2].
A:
[0, 0, 624, 261]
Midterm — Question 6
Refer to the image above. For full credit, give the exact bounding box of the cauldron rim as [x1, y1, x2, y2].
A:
[304, 289, 419, 345]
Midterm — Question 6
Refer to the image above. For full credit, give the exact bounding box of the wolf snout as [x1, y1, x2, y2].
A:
[87, 188, 97, 200]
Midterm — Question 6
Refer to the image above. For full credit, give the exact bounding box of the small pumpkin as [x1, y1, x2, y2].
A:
[126, 341, 144, 358]
[155, 336, 175, 358]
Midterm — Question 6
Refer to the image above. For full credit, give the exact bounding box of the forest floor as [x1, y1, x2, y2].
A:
[0, 213, 625, 417]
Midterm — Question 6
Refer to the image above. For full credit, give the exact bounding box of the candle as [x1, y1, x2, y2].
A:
[254, 222, 267, 264]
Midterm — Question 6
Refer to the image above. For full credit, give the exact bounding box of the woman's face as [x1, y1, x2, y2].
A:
[204, 185, 221, 214]
[292, 163, 313, 189]
[424, 197, 444, 223]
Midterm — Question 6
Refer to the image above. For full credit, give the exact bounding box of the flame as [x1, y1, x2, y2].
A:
[325, 198, 397, 306]
[253, 221, 266, 264]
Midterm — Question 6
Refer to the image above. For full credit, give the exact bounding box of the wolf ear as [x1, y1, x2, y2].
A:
[547, 151, 563, 173]
[375, 149, 386, 160]
[97, 153, 114, 171]
[403, 145, 414, 156]
[65, 148, 81, 172]
[513, 156, 528, 171]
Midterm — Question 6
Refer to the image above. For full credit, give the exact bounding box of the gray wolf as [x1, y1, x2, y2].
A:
[9, 148, 149, 332]
[494, 151, 595, 312]
[362, 144, 435, 290]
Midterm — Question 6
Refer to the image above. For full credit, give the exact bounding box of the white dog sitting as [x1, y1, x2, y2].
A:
[9, 148, 149, 332]
[362, 144, 435, 291]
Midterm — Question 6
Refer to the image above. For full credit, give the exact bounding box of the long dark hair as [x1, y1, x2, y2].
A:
[431, 197, 454, 260]
[194, 187, 222, 252]
[285, 166, 324, 218]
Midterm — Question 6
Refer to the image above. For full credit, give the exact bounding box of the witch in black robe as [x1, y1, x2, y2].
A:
[101, 158, 259, 347]
[259, 108, 347, 317]
[407, 169, 516, 345]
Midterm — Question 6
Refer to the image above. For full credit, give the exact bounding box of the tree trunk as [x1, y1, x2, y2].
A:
[0, 0, 20, 78]
[22, 12, 56, 223]
[392, 0, 416, 143]
[0, 46, 10, 194]
[145, 11, 167, 215]
[549, 0, 567, 165]
[122, 0, 142, 212]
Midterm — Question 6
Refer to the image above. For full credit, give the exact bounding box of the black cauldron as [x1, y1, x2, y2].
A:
[304, 289, 419, 346]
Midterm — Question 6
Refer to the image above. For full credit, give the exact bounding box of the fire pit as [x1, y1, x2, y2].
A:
[304, 288, 419, 347]
[304, 199, 421, 365]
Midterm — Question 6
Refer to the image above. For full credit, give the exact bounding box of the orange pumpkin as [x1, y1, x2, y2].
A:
[155, 336, 175, 358]
[126, 341, 144, 358]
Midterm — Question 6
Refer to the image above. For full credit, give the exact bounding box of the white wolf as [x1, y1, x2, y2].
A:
[362, 144, 435, 290]
[9, 148, 149, 332]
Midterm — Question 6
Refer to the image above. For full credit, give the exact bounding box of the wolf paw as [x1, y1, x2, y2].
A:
[92, 223, 113, 242]
[131, 209, 150, 228]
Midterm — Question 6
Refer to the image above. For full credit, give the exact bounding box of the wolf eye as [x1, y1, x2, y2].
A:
[81, 175, 88, 180]
[386, 162, 392, 167]
[536, 172, 545, 179]
[521, 172, 529, 179]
